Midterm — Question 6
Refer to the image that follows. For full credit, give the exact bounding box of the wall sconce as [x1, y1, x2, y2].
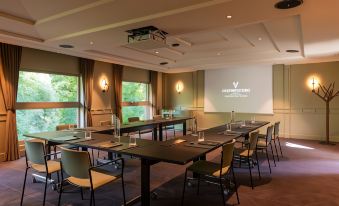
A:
[101, 79, 109, 92]
[176, 81, 184, 94]
[307, 76, 320, 92]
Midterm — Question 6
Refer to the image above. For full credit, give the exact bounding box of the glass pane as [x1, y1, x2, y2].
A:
[16, 108, 78, 140]
[122, 106, 149, 123]
[122, 82, 148, 102]
[17, 71, 78, 102]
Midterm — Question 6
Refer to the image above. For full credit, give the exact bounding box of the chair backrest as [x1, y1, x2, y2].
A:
[99, 120, 111, 126]
[128, 117, 140, 123]
[274, 121, 280, 137]
[25, 140, 45, 165]
[153, 115, 162, 120]
[56, 124, 77, 131]
[221, 139, 236, 168]
[266, 125, 274, 143]
[61, 147, 91, 179]
[249, 131, 259, 151]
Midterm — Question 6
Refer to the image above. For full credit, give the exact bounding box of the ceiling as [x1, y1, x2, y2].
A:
[1, 0, 339, 73]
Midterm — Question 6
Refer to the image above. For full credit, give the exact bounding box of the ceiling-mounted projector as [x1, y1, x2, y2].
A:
[125, 26, 168, 50]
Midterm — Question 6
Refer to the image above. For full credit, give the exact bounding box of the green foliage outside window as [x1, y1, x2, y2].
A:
[122, 82, 149, 123]
[16, 71, 79, 140]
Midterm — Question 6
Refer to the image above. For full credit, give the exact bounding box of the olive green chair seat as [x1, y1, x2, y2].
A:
[67, 169, 117, 190]
[31, 160, 61, 174]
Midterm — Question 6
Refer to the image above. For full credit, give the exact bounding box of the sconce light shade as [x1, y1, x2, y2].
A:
[176, 81, 184, 94]
[101, 79, 109, 92]
[307, 76, 320, 91]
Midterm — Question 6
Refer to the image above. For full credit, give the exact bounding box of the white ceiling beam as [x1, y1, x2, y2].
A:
[164, 47, 185, 56]
[172, 37, 193, 47]
[0, 29, 43, 42]
[0, 11, 35, 25]
[121, 46, 176, 63]
[262, 23, 281, 53]
[296, 15, 305, 58]
[235, 29, 255, 47]
[46, 0, 232, 42]
[35, 0, 116, 25]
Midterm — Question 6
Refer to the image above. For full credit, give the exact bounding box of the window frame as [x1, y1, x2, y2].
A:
[121, 81, 151, 120]
[16, 69, 82, 127]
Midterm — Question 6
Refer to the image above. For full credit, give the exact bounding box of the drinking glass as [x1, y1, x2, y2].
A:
[129, 134, 137, 147]
[241, 120, 246, 127]
[226, 123, 231, 132]
[251, 116, 256, 124]
[198, 131, 205, 142]
[85, 131, 92, 140]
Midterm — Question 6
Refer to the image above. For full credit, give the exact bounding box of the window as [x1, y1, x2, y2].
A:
[16, 71, 80, 139]
[122, 81, 150, 123]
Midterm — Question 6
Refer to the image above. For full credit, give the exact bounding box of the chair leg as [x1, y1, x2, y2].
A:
[20, 167, 28, 206]
[92, 190, 96, 206]
[43, 174, 49, 206]
[219, 178, 226, 206]
[197, 174, 200, 195]
[265, 148, 272, 174]
[231, 167, 240, 204]
[270, 143, 276, 167]
[80, 187, 84, 200]
[248, 157, 253, 189]
[181, 170, 188, 206]
[273, 139, 280, 161]
[91, 149, 95, 166]
[90, 189, 93, 206]
[58, 180, 63, 206]
[255, 151, 261, 179]
[173, 125, 176, 137]
[277, 137, 283, 157]
[121, 175, 126, 206]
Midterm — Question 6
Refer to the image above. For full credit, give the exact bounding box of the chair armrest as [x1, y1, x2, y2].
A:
[44, 151, 61, 158]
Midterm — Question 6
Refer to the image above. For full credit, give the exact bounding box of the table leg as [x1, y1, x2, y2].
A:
[153, 127, 158, 141]
[159, 124, 163, 141]
[141, 159, 151, 206]
[183, 121, 187, 136]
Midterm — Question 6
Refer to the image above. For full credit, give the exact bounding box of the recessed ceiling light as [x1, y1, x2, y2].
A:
[217, 52, 222, 56]
[59, 44, 74, 48]
[160, 62, 168, 65]
[226, 15, 232, 19]
[286, 49, 299, 53]
[90, 41, 94, 45]
[275, 0, 303, 9]
[258, 37, 262, 41]
[155, 51, 159, 54]
[171, 43, 180, 47]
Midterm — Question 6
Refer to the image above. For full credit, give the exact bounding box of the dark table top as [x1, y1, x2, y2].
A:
[24, 120, 269, 166]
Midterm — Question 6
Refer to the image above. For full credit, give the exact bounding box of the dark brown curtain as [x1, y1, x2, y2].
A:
[0, 43, 22, 161]
[112, 64, 123, 121]
[150, 71, 158, 115]
[79, 58, 94, 127]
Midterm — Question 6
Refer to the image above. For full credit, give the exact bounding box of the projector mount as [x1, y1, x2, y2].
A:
[126, 26, 168, 44]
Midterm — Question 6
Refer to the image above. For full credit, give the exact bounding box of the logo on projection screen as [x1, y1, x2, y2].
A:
[221, 81, 251, 97]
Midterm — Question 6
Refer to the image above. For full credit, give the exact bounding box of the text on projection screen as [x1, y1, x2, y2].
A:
[204, 66, 273, 114]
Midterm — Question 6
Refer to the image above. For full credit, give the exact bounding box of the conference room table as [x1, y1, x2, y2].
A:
[86, 116, 191, 141]
[24, 120, 269, 206]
